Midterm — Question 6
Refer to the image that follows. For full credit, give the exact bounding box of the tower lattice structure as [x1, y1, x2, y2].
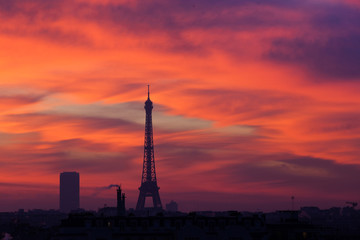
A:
[136, 86, 162, 210]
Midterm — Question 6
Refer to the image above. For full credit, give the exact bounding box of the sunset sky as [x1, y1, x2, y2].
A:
[0, 0, 360, 212]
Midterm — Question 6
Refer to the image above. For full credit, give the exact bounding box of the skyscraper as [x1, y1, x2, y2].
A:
[136, 86, 162, 210]
[59, 172, 80, 213]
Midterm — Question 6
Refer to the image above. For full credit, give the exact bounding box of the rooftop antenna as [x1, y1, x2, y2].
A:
[291, 196, 295, 210]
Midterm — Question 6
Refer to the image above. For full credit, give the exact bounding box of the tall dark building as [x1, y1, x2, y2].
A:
[136, 86, 162, 210]
[59, 172, 80, 213]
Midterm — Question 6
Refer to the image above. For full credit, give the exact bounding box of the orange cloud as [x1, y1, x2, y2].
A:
[0, 0, 359, 212]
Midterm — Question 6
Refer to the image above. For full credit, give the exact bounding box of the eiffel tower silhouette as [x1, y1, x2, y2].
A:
[136, 86, 162, 210]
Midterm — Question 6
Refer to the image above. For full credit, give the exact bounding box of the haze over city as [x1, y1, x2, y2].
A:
[0, 0, 360, 212]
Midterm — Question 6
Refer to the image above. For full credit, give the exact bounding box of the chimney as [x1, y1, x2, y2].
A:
[117, 186, 125, 216]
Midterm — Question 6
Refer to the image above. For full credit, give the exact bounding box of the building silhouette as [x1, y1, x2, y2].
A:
[166, 200, 178, 212]
[59, 172, 79, 213]
[136, 86, 162, 210]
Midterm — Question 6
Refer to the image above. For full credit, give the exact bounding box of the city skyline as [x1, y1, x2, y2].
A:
[0, 0, 360, 212]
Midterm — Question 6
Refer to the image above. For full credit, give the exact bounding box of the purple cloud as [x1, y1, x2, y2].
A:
[212, 154, 360, 196]
[267, 34, 360, 80]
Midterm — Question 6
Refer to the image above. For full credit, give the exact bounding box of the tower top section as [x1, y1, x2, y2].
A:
[145, 85, 153, 109]
[148, 84, 150, 99]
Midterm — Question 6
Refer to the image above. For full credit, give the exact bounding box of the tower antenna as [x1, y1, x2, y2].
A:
[147, 85, 150, 99]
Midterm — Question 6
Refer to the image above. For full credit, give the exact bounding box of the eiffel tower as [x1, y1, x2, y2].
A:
[136, 86, 162, 210]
